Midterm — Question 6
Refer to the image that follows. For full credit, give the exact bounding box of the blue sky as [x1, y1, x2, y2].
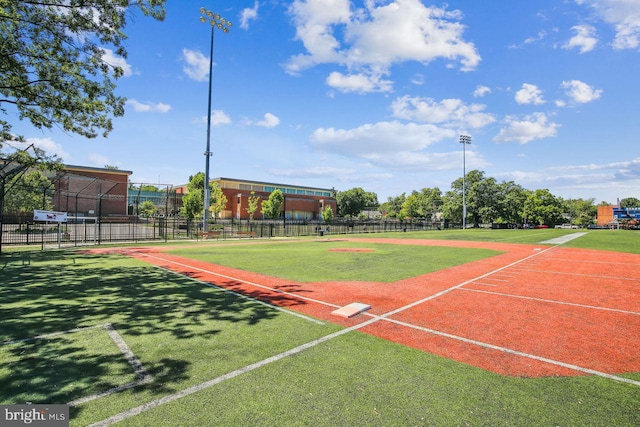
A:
[11, 0, 640, 204]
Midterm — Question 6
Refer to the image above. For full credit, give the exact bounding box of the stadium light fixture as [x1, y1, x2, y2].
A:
[199, 7, 232, 233]
[459, 134, 472, 229]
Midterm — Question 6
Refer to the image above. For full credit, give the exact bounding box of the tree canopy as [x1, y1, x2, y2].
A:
[620, 197, 640, 208]
[1, 144, 61, 217]
[0, 0, 166, 145]
[209, 182, 227, 221]
[336, 187, 378, 217]
[245, 191, 261, 221]
[261, 189, 284, 220]
[179, 172, 205, 220]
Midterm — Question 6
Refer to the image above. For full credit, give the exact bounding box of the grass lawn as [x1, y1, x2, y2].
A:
[355, 228, 640, 254]
[1, 231, 639, 426]
[166, 240, 502, 282]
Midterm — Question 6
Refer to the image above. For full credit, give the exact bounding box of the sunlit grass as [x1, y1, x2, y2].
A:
[168, 240, 501, 282]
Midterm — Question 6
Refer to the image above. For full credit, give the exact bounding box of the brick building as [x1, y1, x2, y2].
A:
[177, 177, 337, 221]
[53, 165, 132, 217]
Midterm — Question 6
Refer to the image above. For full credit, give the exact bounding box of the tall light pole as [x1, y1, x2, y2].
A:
[199, 7, 231, 233]
[459, 134, 472, 229]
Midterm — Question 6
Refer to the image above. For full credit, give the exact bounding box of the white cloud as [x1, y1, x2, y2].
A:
[240, 1, 259, 29]
[612, 158, 640, 179]
[25, 137, 70, 161]
[101, 48, 132, 77]
[182, 48, 210, 82]
[126, 99, 171, 113]
[310, 120, 464, 171]
[411, 73, 425, 86]
[270, 165, 357, 178]
[255, 113, 281, 128]
[515, 83, 545, 105]
[563, 24, 598, 53]
[576, 0, 640, 49]
[473, 85, 491, 98]
[326, 71, 393, 93]
[269, 166, 393, 184]
[197, 110, 231, 126]
[390, 96, 496, 129]
[494, 113, 560, 144]
[524, 30, 549, 45]
[561, 80, 603, 103]
[509, 30, 553, 49]
[286, 0, 480, 91]
[285, 0, 351, 75]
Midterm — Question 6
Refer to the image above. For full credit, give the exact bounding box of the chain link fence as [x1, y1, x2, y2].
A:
[1, 216, 448, 251]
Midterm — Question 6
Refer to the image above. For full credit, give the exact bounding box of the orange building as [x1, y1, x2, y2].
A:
[178, 177, 337, 221]
[596, 205, 614, 226]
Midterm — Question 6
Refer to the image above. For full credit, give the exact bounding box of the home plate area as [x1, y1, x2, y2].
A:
[331, 302, 371, 318]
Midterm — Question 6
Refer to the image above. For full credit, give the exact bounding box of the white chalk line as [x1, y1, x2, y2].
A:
[152, 264, 325, 325]
[538, 257, 640, 267]
[1, 323, 152, 406]
[88, 245, 563, 426]
[87, 317, 381, 427]
[461, 288, 640, 316]
[135, 250, 341, 310]
[509, 267, 640, 282]
[379, 316, 640, 388]
[90, 243, 639, 425]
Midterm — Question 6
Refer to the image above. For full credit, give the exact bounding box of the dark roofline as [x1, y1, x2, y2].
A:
[64, 164, 133, 175]
[214, 177, 335, 194]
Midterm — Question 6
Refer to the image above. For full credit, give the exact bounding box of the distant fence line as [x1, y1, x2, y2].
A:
[0, 216, 452, 250]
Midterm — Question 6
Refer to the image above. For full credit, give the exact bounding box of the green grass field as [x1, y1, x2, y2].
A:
[166, 240, 502, 282]
[1, 229, 639, 426]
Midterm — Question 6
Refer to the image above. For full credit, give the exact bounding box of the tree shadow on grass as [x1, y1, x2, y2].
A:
[0, 250, 301, 408]
[1, 337, 125, 405]
[0, 252, 289, 341]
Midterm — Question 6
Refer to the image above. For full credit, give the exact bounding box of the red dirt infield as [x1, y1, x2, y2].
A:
[93, 238, 640, 379]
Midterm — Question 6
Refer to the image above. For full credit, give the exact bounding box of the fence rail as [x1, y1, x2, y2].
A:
[0, 217, 451, 251]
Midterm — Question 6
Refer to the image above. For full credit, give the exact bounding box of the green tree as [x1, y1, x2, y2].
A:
[400, 193, 421, 222]
[1, 145, 62, 220]
[443, 171, 529, 227]
[417, 187, 443, 221]
[0, 1, 166, 144]
[2, 169, 53, 214]
[496, 181, 528, 225]
[179, 173, 205, 220]
[261, 189, 284, 220]
[380, 193, 406, 218]
[443, 170, 487, 226]
[620, 197, 640, 208]
[321, 205, 334, 222]
[245, 191, 261, 221]
[138, 200, 157, 218]
[209, 182, 227, 221]
[336, 187, 377, 217]
[563, 198, 596, 226]
[523, 189, 565, 226]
